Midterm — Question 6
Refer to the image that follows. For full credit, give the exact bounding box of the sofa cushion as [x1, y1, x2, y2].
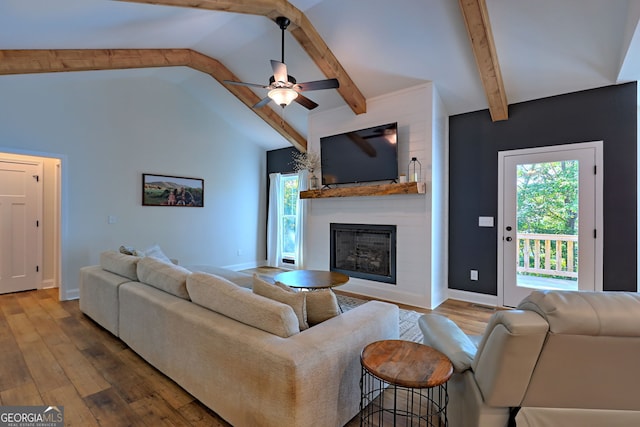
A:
[184, 265, 253, 289]
[137, 256, 191, 300]
[253, 275, 308, 330]
[187, 272, 300, 338]
[100, 250, 140, 281]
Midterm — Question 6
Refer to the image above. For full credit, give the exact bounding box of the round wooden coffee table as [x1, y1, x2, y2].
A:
[273, 270, 349, 290]
[360, 340, 453, 426]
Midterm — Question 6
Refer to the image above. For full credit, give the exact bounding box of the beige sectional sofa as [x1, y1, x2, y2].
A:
[79, 251, 399, 427]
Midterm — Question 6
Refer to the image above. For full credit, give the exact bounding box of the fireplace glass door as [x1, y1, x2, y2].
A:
[330, 223, 396, 284]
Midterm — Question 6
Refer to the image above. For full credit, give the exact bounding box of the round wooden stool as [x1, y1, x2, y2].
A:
[360, 340, 453, 426]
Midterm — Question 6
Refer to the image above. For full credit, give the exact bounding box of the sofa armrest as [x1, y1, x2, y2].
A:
[472, 310, 549, 407]
[418, 314, 477, 372]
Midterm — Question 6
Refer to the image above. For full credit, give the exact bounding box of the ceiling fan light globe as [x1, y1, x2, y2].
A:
[268, 88, 298, 107]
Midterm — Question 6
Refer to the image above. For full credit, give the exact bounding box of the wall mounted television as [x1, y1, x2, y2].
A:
[320, 122, 398, 185]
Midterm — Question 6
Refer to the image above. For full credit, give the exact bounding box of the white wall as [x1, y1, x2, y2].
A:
[431, 88, 449, 307]
[0, 74, 267, 299]
[306, 83, 448, 309]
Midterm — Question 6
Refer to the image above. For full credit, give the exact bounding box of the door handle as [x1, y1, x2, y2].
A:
[505, 236, 512, 242]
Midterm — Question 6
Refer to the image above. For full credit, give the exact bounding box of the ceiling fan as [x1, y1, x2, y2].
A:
[223, 16, 339, 110]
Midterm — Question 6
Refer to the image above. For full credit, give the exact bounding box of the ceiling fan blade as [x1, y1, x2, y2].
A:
[294, 94, 319, 110]
[295, 78, 339, 92]
[223, 80, 267, 89]
[253, 96, 272, 109]
[271, 60, 288, 83]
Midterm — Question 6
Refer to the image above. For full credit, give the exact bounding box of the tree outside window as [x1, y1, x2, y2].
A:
[517, 160, 578, 235]
[517, 160, 579, 278]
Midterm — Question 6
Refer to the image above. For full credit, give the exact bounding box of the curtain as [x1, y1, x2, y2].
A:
[267, 173, 282, 267]
[295, 169, 308, 269]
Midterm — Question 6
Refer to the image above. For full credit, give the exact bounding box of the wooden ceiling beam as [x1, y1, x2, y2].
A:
[0, 49, 307, 151]
[459, 0, 508, 121]
[118, 0, 285, 16]
[0, 49, 191, 74]
[118, 0, 367, 114]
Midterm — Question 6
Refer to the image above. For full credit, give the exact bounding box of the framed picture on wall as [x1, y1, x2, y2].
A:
[142, 173, 204, 207]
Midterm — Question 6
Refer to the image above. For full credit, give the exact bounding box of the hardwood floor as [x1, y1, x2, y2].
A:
[0, 285, 495, 426]
[0, 288, 230, 427]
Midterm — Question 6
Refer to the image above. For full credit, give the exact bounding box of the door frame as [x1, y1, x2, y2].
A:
[0, 156, 43, 293]
[497, 141, 604, 307]
[0, 149, 64, 298]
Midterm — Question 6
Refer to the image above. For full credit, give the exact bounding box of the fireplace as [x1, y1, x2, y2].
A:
[330, 223, 397, 284]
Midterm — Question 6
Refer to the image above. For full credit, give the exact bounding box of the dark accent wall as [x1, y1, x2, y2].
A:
[267, 146, 300, 176]
[449, 82, 637, 295]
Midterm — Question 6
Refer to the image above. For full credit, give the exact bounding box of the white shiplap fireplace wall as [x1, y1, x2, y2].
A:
[305, 83, 449, 309]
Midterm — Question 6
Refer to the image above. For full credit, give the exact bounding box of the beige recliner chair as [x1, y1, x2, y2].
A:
[418, 290, 640, 427]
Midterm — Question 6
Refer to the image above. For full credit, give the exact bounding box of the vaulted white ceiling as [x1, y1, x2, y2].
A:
[1, 0, 638, 150]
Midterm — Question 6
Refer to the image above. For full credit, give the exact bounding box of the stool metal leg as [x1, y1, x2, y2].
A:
[360, 369, 449, 426]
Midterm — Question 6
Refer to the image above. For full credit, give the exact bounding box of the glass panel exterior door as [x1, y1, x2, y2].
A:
[500, 144, 601, 307]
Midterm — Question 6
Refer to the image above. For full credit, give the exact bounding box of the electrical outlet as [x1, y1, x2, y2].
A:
[470, 270, 478, 281]
[237, 249, 243, 256]
[478, 216, 494, 227]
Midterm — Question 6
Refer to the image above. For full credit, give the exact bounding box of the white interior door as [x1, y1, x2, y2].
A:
[0, 160, 42, 294]
[498, 143, 603, 307]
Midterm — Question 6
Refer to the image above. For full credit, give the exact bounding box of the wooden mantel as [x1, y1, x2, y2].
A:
[299, 182, 426, 199]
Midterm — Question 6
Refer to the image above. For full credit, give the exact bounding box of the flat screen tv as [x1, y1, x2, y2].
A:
[320, 122, 398, 185]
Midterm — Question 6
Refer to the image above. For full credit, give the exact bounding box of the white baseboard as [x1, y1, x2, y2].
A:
[447, 289, 499, 307]
[222, 260, 268, 271]
[62, 288, 79, 301]
[41, 279, 56, 289]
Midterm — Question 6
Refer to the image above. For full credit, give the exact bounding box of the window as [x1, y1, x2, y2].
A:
[280, 174, 299, 264]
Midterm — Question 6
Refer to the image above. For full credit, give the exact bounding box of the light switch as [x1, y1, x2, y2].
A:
[107, 215, 117, 224]
[478, 216, 494, 227]
[470, 270, 478, 281]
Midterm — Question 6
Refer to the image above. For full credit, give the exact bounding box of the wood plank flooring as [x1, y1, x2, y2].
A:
[0, 284, 495, 426]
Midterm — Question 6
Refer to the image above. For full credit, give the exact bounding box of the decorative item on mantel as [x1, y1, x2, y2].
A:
[408, 157, 422, 182]
[292, 150, 321, 190]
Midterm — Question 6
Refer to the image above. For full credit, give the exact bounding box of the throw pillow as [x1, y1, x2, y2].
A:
[119, 245, 136, 256]
[305, 289, 341, 325]
[273, 280, 296, 293]
[253, 274, 309, 330]
[275, 282, 342, 327]
[134, 244, 172, 264]
[271, 279, 340, 326]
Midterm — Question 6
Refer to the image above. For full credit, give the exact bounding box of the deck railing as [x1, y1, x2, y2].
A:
[517, 233, 578, 278]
